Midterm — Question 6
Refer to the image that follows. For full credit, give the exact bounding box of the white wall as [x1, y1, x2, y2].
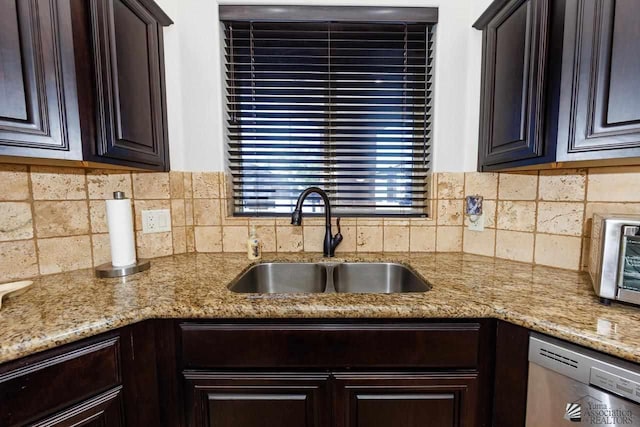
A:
[157, 0, 492, 172]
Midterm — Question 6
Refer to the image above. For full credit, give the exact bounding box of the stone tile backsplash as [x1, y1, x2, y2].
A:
[463, 167, 640, 271]
[0, 165, 192, 282]
[1, 163, 640, 281]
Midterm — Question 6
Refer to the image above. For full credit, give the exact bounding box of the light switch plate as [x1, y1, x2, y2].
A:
[142, 209, 171, 234]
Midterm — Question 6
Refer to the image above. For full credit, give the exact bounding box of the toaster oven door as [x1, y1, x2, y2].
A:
[618, 228, 640, 300]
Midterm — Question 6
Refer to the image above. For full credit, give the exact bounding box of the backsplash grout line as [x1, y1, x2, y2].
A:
[532, 170, 540, 266]
[25, 165, 42, 277]
[83, 168, 96, 268]
[580, 169, 591, 270]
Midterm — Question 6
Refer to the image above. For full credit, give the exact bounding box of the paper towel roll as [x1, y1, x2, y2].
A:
[106, 192, 137, 267]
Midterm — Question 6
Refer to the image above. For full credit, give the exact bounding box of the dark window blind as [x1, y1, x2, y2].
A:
[224, 19, 434, 216]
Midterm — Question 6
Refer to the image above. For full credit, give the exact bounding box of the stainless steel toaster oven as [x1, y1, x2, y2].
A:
[589, 214, 640, 306]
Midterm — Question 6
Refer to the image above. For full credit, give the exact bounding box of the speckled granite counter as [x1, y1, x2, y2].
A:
[1, 252, 640, 364]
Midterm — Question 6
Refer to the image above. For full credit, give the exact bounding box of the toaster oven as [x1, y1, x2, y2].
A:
[589, 214, 640, 305]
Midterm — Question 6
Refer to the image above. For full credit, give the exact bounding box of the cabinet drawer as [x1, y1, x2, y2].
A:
[180, 322, 481, 369]
[0, 335, 121, 426]
[31, 387, 125, 427]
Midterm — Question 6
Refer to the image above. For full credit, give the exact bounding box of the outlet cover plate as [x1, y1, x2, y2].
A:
[142, 209, 171, 234]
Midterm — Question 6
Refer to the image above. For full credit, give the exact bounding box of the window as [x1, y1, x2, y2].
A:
[222, 6, 437, 216]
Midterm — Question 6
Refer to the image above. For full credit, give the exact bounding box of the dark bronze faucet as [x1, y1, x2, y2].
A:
[291, 187, 342, 257]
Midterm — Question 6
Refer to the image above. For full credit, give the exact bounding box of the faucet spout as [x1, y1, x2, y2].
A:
[290, 187, 342, 257]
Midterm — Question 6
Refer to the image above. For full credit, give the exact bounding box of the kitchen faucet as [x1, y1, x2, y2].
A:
[291, 187, 342, 257]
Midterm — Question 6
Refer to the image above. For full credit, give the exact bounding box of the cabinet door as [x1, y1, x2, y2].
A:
[86, 0, 169, 170]
[558, 0, 640, 162]
[183, 372, 330, 427]
[477, 0, 551, 170]
[31, 388, 125, 427]
[0, 0, 82, 160]
[333, 373, 481, 427]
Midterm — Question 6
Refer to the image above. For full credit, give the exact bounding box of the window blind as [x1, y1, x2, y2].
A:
[223, 16, 435, 216]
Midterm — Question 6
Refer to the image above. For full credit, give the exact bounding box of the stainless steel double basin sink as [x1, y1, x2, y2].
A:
[228, 262, 430, 294]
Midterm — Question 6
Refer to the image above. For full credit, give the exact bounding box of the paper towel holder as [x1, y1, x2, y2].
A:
[95, 191, 151, 278]
[95, 259, 151, 278]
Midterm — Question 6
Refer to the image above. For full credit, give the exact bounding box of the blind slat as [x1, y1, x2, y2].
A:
[228, 165, 431, 172]
[236, 184, 428, 190]
[224, 19, 434, 216]
[231, 172, 430, 179]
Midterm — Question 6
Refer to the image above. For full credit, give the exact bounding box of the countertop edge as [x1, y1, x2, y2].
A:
[1, 252, 637, 366]
[1, 303, 637, 366]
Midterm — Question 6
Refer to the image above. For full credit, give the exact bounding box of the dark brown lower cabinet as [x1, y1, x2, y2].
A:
[183, 371, 481, 427]
[31, 387, 125, 427]
[0, 319, 527, 427]
[333, 373, 480, 427]
[492, 321, 530, 427]
[183, 373, 331, 427]
[0, 334, 122, 426]
[179, 320, 494, 427]
[0, 322, 161, 427]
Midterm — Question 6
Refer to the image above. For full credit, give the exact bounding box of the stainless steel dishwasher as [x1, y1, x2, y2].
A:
[526, 333, 640, 426]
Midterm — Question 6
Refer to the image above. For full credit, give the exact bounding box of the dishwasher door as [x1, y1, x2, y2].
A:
[526, 333, 640, 427]
[526, 363, 640, 426]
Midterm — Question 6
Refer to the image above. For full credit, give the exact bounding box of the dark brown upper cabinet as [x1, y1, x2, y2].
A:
[556, 0, 640, 163]
[476, 0, 552, 169]
[75, 0, 172, 170]
[475, 0, 640, 171]
[0, 0, 172, 171]
[0, 0, 83, 161]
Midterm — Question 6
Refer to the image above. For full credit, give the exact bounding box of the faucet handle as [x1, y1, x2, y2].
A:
[331, 217, 343, 251]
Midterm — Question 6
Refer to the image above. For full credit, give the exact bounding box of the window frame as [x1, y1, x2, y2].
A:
[221, 6, 438, 218]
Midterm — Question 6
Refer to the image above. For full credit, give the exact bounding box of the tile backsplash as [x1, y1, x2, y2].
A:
[0, 165, 191, 281]
[1, 163, 639, 281]
[463, 167, 640, 271]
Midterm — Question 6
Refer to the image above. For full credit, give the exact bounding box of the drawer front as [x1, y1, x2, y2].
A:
[180, 322, 481, 369]
[31, 387, 125, 427]
[0, 335, 121, 426]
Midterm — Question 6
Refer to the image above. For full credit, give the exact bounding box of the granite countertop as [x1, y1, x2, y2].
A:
[1, 252, 640, 364]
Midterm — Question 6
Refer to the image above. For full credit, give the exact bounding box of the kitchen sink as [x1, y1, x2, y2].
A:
[228, 263, 327, 293]
[228, 262, 430, 294]
[332, 263, 430, 293]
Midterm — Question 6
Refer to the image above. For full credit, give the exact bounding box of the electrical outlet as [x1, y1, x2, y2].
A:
[465, 195, 484, 215]
[142, 209, 171, 234]
[465, 195, 485, 231]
